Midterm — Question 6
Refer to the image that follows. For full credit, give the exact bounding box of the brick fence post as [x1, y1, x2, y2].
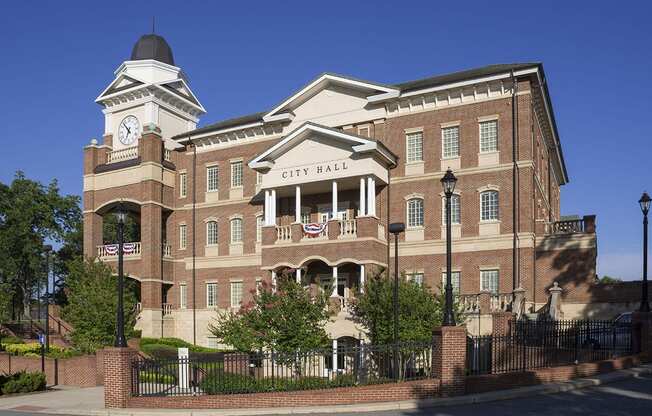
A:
[432, 326, 466, 397]
[492, 311, 515, 336]
[491, 312, 515, 373]
[632, 311, 652, 358]
[103, 347, 136, 408]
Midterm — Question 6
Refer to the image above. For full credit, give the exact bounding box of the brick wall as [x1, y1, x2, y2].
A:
[0, 352, 103, 387]
[127, 379, 440, 409]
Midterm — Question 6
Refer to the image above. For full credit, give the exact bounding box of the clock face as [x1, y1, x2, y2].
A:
[118, 115, 140, 146]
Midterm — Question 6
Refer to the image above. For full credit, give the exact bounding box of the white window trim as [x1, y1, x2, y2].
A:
[179, 223, 187, 250]
[405, 129, 424, 164]
[406, 197, 425, 229]
[441, 194, 461, 225]
[230, 217, 243, 243]
[206, 220, 219, 246]
[441, 124, 460, 159]
[479, 189, 500, 223]
[479, 119, 499, 154]
[479, 269, 500, 293]
[179, 283, 187, 309]
[230, 280, 243, 308]
[179, 171, 187, 198]
[206, 164, 219, 193]
[206, 282, 218, 308]
[230, 160, 244, 188]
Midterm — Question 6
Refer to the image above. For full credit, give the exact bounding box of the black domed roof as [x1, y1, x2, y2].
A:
[130, 34, 174, 65]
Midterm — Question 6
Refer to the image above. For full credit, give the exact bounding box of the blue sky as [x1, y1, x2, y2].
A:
[0, 1, 650, 280]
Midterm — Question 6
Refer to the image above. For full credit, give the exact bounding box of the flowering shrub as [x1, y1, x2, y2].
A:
[3, 343, 81, 359]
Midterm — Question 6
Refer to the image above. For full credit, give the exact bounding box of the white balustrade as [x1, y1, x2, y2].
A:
[490, 293, 513, 312]
[276, 225, 292, 242]
[163, 243, 172, 258]
[164, 148, 172, 162]
[339, 219, 357, 238]
[162, 303, 173, 316]
[458, 294, 480, 313]
[106, 146, 139, 163]
[96, 242, 141, 258]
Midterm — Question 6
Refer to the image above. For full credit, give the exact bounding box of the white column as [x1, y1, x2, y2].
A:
[359, 264, 366, 294]
[367, 177, 376, 216]
[271, 189, 277, 225]
[331, 266, 339, 297]
[271, 270, 277, 292]
[332, 180, 338, 219]
[332, 338, 338, 373]
[296, 268, 302, 284]
[264, 190, 271, 225]
[295, 185, 301, 223]
[359, 178, 366, 217]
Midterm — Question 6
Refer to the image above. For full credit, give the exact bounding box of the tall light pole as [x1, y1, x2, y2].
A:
[43, 245, 52, 352]
[388, 222, 405, 380]
[115, 202, 128, 347]
[441, 169, 458, 326]
[639, 192, 651, 313]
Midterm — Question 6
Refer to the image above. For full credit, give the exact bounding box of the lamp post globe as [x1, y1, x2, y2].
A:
[441, 169, 457, 326]
[114, 202, 128, 347]
[639, 192, 651, 313]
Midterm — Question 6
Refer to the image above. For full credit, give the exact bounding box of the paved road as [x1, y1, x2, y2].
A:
[0, 374, 650, 416]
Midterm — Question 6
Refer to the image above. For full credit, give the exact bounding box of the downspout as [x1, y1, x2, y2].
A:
[191, 137, 197, 346]
[530, 96, 537, 309]
[511, 71, 520, 292]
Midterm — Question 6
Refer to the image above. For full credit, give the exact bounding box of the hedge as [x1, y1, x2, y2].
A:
[199, 371, 357, 394]
[0, 371, 46, 395]
[3, 343, 82, 359]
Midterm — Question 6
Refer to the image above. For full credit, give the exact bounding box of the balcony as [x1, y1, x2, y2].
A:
[545, 215, 596, 235]
[269, 217, 384, 245]
[458, 292, 513, 314]
[96, 242, 142, 259]
[106, 146, 139, 164]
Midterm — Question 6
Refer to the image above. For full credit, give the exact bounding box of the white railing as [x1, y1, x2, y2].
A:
[339, 219, 357, 238]
[162, 303, 173, 316]
[276, 225, 292, 242]
[458, 294, 480, 313]
[106, 146, 139, 163]
[164, 148, 172, 162]
[134, 302, 142, 314]
[163, 243, 172, 258]
[490, 293, 513, 312]
[96, 242, 141, 258]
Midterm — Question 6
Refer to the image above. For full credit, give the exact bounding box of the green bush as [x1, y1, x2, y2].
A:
[138, 370, 176, 384]
[199, 371, 357, 395]
[0, 371, 46, 395]
[0, 336, 25, 345]
[140, 337, 223, 353]
[3, 343, 82, 359]
[140, 343, 178, 359]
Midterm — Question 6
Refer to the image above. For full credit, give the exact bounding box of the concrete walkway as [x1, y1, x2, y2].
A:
[0, 365, 650, 416]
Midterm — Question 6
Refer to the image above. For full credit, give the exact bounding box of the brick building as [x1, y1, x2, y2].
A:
[83, 34, 598, 346]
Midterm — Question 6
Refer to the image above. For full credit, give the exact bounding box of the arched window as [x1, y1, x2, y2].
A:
[231, 218, 243, 243]
[480, 191, 499, 221]
[206, 221, 218, 245]
[442, 195, 461, 224]
[407, 198, 424, 227]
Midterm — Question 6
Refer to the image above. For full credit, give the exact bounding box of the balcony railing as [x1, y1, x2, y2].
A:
[458, 292, 513, 314]
[163, 243, 172, 258]
[162, 303, 173, 316]
[276, 225, 292, 242]
[339, 219, 357, 238]
[271, 217, 382, 244]
[96, 242, 141, 258]
[546, 215, 596, 235]
[106, 146, 139, 163]
[164, 148, 172, 162]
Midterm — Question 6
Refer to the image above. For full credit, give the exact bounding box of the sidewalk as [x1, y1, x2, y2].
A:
[0, 364, 650, 416]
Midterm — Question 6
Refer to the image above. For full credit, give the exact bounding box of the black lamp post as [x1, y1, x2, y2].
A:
[639, 192, 651, 313]
[388, 222, 405, 380]
[440, 169, 458, 326]
[115, 202, 128, 347]
[43, 245, 52, 352]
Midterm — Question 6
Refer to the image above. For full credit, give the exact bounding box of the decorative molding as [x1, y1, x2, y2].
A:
[404, 192, 425, 201]
[477, 184, 500, 193]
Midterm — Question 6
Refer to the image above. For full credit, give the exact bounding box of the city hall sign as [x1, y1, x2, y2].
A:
[280, 161, 349, 180]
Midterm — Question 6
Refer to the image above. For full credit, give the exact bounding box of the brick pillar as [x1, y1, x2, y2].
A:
[478, 291, 491, 314]
[103, 347, 136, 408]
[492, 311, 515, 336]
[139, 124, 163, 163]
[83, 211, 103, 258]
[328, 219, 340, 240]
[432, 326, 466, 397]
[291, 223, 303, 243]
[632, 312, 652, 357]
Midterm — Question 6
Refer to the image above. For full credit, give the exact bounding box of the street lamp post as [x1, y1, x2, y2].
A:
[440, 169, 458, 326]
[639, 192, 651, 313]
[115, 203, 128, 347]
[43, 245, 52, 352]
[388, 222, 405, 380]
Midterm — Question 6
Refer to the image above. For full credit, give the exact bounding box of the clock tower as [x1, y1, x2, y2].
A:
[95, 34, 205, 151]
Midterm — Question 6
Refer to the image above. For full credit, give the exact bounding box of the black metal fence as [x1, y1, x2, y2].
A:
[467, 319, 633, 375]
[132, 341, 433, 397]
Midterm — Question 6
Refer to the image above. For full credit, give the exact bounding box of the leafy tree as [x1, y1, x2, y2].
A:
[62, 258, 138, 353]
[351, 269, 464, 345]
[209, 272, 330, 360]
[598, 275, 622, 284]
[102, 212, 140, 244]
[0, 172, 81, 319]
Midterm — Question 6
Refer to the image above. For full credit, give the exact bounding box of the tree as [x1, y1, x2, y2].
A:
[598, 275, 622, 284]
[0, 172, 81, 319]
[209, 273, 330, 358]
[351, 269, 464, 345]
[62, 258, 138, 353]
[102, 212, 140, 244]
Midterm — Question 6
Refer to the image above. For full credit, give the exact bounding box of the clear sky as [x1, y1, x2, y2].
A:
[0, 1, 650, 280]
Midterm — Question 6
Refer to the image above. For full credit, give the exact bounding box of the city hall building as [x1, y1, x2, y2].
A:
[83, 34, 598, 346]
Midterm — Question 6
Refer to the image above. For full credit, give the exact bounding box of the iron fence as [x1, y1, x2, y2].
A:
[467, 319, 633, 375]
[132, 341, 433, 397]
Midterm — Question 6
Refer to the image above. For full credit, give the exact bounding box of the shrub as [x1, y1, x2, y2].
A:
[0, 336, 25, 345]
[138, 370, 176, 384]
[199, 371, 357, 394]
[3, 343, 81, 359]
[0, 371, 46, 395]
[140, 337, 223, 353]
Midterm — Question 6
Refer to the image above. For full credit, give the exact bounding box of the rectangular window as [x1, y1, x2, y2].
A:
[256, 172, 263, 184]
[230, 281, 243, 308]
[301, 211, 311, 224]
[408, 273, 424, 286]
[442, 195, 461, 224]
[179, 173, 187, 198]
[442, 126, 460, 158]
[231, 218, 243, 243]
[206, 283, 218, 308]
[480, 270, 499, 293]
[231, 161, 243, 187]
[406, 131, 423, 163]
[207, 221, 218, 245]
[407, 199, 424, 227]
[179, 224, 187, 250]
[179, 284, 187, 309]
[480, 191, 499, 221]
[479, 120, 498, 153]
[441, 271, 461, 294]
[207, 166, 219, 192]
[256, 216, 263, 242]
